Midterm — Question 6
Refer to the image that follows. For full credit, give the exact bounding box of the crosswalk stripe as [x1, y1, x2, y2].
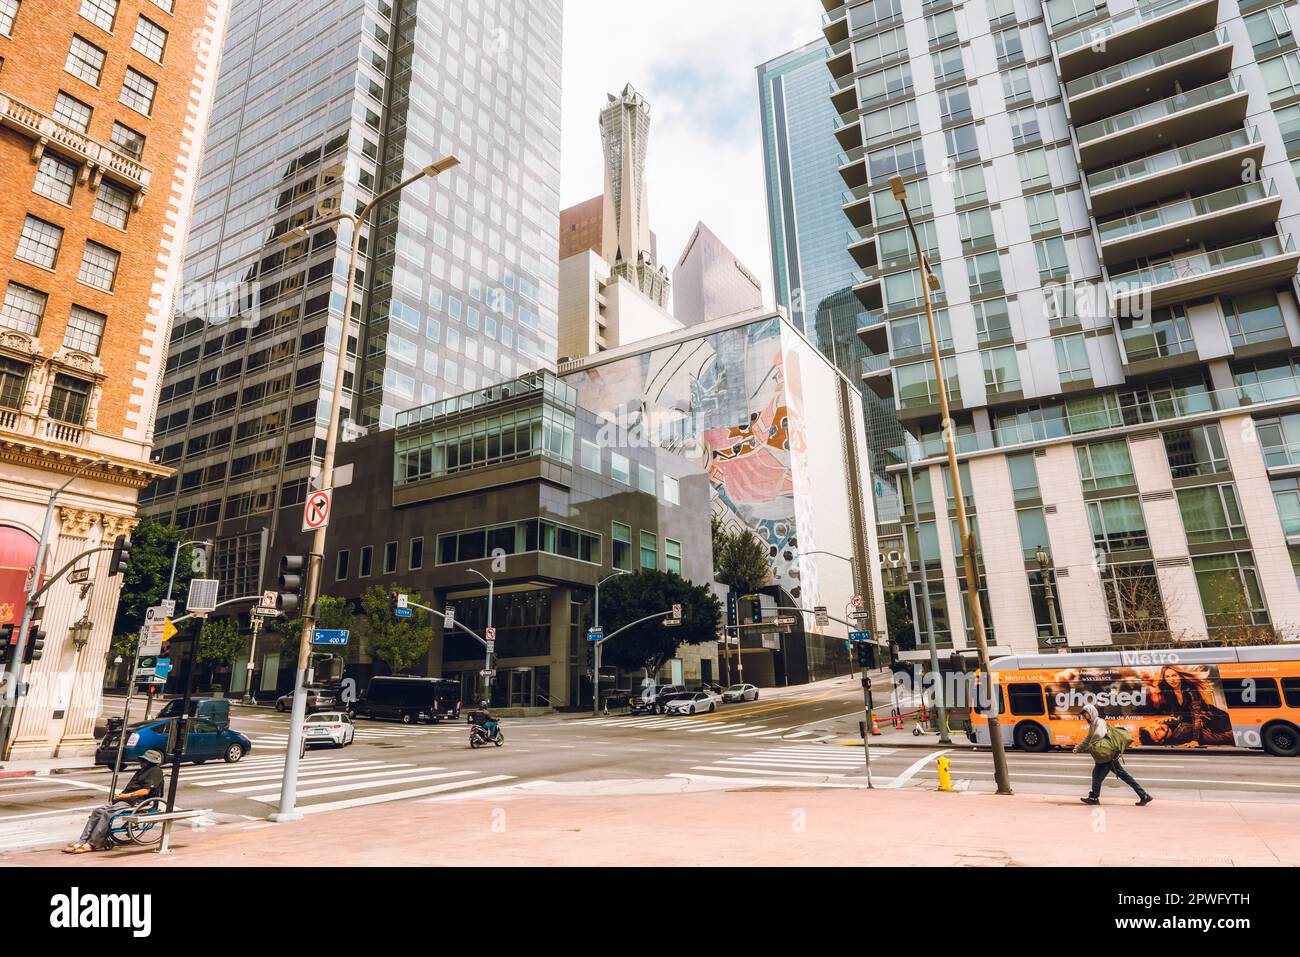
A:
[689, 766, 849, 778]
[782, 731, 813, 738]
[719, 759, 866, 769]
[297, 775, 516, 814]
[734, 727, 794, 737]
[218, 765, 435, 795]
[195, 762, 410, 788]
[707, 725, 771, 735]
[245, 769, 479, 803]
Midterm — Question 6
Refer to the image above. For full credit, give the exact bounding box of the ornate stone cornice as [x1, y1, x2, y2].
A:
[0, 443, 171, 490]
[101, 513, 138, 539]
[59, 506, 101, 536]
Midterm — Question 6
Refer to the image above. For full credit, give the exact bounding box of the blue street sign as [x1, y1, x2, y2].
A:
[394, 607, 413, 619]
[849, 630, 872, 642]
[587, 628, 604, 642]
[154, 658, 172, 681]
[312, 628, 350, 645]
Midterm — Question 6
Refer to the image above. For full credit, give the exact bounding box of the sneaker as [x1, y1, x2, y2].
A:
[1080, 797, 1100, 805]
[1136, 795, 1154, 806]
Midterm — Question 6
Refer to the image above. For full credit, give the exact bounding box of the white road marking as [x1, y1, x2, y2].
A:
[295, 775, 515, 813]
[689, 766, 849, 778]
[888, 749, 951, 789]
[245, 769, 479, 802]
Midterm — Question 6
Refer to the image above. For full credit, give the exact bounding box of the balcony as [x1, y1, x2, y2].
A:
[1065, 30, 1231, 126]
[1075, 76, 1247, 170]
[834, 114, 862, 152]
[829, 77, 858, 117]
[837, 144, 867, 190]
[842, 185, 873, 229]
[852, 271, 883, 311]
[857, 309, 888, 353]
[1054, 0, 1220, 84]
[863, 361, 895, 399]
[847, 227, 878, 270]
[822, 4, 848, 45]
[1096, 180, 1282, 264]
[1086, 127, 1265, 217]
[827, 37, 854, 79]
[1110, 234, 1300, 309]
[0, 90, 151, 198]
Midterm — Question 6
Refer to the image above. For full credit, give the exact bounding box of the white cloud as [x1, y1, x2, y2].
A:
[560, 0, 822, 310]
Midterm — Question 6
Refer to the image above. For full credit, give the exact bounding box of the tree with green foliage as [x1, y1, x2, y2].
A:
[885, 592, 915, 651]
[358, 583, 430, 673]
[595, 570, 722, 678]
[271, 594, 358, 657]
[714, 527, 771, 595]
[196, 617, 244, 667]
[111, 517, 194, 638]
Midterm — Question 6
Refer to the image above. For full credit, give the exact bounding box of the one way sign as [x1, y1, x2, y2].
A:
[302, 488, 332, 532]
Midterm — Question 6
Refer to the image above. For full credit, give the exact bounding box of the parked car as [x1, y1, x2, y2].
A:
[94, 717, 250, 769]
[629, 684, 687, 715]
[352, 676, 462, 724]
[665, 691, 719, 715]
[303, 711, 354, 748]
[275, 687, 336, 714]
[722, 683, 759, 703]
[156, 697, 232, 728]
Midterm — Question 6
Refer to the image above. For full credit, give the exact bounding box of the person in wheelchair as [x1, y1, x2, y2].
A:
[64, 749, 165, 854]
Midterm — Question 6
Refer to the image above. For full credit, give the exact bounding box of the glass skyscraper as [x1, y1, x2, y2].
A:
[758, 38, 906, 519]
[142, 0, 562, 596]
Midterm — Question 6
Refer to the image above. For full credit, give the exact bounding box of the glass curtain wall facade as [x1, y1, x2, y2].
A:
[823, 0, 1300, 651]
[142, 0, 562, 595]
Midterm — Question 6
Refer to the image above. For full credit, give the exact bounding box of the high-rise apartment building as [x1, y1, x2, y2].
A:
[671, 221, 764, 327]
[826, 0, 1300, 653]
[141, 0, 563, 598]
[758, 39, 908, 522]
[0, 0, 229, 757]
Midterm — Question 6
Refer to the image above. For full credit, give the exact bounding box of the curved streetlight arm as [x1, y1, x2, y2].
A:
[404, 600, 488, 649]
[595, 610, 677, 647]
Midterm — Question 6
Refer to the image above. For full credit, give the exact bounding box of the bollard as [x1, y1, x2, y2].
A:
[936, 754, 952, 792]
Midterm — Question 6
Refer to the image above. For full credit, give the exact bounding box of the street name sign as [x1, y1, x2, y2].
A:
[587, 628, 604, 642]
[850, 630, 872, 642]
[312, 629, 350, 646]
[395, 607, 412, 619]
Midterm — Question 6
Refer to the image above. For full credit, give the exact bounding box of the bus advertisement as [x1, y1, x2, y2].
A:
[968, 646, 1300, 756]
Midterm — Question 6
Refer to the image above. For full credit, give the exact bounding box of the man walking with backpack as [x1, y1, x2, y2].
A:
[1074, 703, 1153, 806]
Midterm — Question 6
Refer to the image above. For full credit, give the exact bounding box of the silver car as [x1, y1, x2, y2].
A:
[722, 683, 759, 703]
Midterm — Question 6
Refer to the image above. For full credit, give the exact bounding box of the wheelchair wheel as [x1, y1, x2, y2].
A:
[126, 798, 167, 846]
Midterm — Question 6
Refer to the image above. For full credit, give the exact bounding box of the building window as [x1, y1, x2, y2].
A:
[637, 463, 655, 494]
[663, 474, 680, 505]
[0, 356, 29, 409]
[1025, 193, 1059, 236]
[958, 207, 995, 252]
[1178, 484, 1246, 544]
[612, 522, 631, 571]
[541, 521, 601, 563]
[1261, 51, 1300, 103]
[1223, 291, 1286, 347]
[1087, 496, 1148, 551]
[383, 541, 397, 574]
[857, 63, 912, 109]
[579, 438, 600, 472]
[981, 346, 1021, 395]
[92, 180, 131, 229]
[1077, 440, 1134, 492]
[1, 282, 47, 335]
[853, 25, 906, 69]
[119, 68, 157, 115]
[110, 121, 145, 160]
[1017, 147, 1050, 190]
[1002, 65, 1032, 104]
[1163, 423, 1229, 477]
[359, 545, 373, 577]
[33, 153, 78, 205]
[63, 305, 105, 354]
[937, 85, 972, 123]
[335, 549, 350, 581]
[150, 0, 173, 12]
[1273, 475, 1300, 537]
[1009, 453, 1040, 503]
[16, 215, 63, 268]
[65, 35, 106, 86]
[1016, 507, 1049, 560]
[47, 373, 91, 424]
[0, 0, 17, 35]
[665, 539, 682, 575]
[944, 124, 979, 164]
[409, 537, 424, 571]
[1119, 304, 1195, 361]
[1103, 562, 1166, 638]
[864, 100, 919, 141]
[611, 452, 630, 485]
[54, 92, 93, 132]
[897, 356, 960, 408]
[953, 164, 987, 206]
[132, 16, 167, 61]
[639, 531, 658, 570]
[931, 43, 964, 84]
[966, 251, 1002, 294]
[993, 26, 1024, 64]
[1248, 6, 1295, 56]
[78, 0, 116, 31]
[868, 137, 925, 180]
[1054, 333, 1090, 384]
[1193, 552, 1269, 628]
[77, 241, 119, 291]
[927, 9, 958, 45]
[973, 299, 1011, 343]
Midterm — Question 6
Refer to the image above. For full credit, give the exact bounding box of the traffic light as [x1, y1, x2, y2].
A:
[389, 591, 400, 615]
[585, 642, 595, 671]
[107, 534, 131, 577]
[856, 641, 876, 669]
[745, 594, 762, 625]
[278, 555, 304, 614]
[24, 626, 45, 664]
[725, 591, 738, 628]
[0, 623, 12, 665]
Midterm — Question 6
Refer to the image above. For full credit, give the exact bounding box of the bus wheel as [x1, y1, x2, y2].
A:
[1014, 722, 1049, 753]
[1262, 722, 1300, 757]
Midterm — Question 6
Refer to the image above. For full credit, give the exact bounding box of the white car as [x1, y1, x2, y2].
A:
[722, 683, 759, 703]
[664, 691, 718, 715]
[303, 711, 355, 748]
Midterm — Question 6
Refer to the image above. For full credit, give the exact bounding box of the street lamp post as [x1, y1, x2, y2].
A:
[0, 456, 108, 756]
[890, 174, 1012, 795]
[146, 536, 210, 720]
[591, 571, 626, 715]
[271, 155, 460, 823]
[467, 568, 494, 707]
[1035, 546, 1062, 650]
[903, 439, 951, 744]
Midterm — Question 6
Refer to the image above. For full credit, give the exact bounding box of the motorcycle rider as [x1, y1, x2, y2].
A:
[470, 701, 500, 742]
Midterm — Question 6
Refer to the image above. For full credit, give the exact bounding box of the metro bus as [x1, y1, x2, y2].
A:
[968, 645, 1300, 756]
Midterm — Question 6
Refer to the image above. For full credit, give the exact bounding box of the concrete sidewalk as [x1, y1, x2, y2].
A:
[8, 783, 1297, 867]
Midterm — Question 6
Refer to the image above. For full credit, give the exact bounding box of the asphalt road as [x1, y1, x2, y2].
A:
[3, 675, 1298, 855]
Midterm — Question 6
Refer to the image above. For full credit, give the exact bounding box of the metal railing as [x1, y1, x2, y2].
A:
[1087, 127, 1260, 193]
[1055, 0, 1206, 53]
[1097, 179, 1276, 244]
[1065, 28, 1227, 99]
[1076, 75, 1242, 144]
[1109, 233, 1295, 294]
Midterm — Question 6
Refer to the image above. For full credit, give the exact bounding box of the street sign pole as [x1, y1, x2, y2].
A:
[244, 613, 263, 704]
[861, 676, 875, 789]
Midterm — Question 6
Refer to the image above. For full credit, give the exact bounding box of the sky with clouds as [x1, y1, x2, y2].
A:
[559, 0, 824, 311]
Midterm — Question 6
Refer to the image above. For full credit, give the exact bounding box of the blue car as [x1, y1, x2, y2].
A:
[95, 717, 251, 769]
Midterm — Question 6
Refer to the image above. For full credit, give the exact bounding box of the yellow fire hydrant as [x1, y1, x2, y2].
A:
[936, 755, 953, 792]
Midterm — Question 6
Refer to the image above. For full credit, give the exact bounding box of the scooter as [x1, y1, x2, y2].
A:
[469, 723, 505, 748]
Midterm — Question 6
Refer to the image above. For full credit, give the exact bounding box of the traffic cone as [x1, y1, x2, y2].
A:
[871, 714, 882, 736]
[918, 702, 929, 723]
[892, 711, 904, 730]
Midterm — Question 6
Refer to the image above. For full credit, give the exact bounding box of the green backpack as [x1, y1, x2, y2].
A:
[1091, 726, 1133, 762]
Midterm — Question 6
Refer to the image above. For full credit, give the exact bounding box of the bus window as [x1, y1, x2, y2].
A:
[1222, 678, 1282, 709]
[1007, 683, 1045, 716]
[1284, 677, 1300, 708]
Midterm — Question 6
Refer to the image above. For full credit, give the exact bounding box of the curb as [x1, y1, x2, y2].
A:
[0, 770, 35, 779]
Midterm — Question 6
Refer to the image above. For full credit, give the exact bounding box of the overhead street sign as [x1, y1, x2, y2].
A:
[396, 593, 409, 609]
[851, 595, 863, 608]
[814, 605, 828, 627]
[587, 628, 604, 642]
[850, 630, 872, 642]
[395, 607, 413, 619]
[302, 488, 333, 532]
[261, 590, 278, 609]
[485, 627, 496, 641]
[312, 629, 350, 646]
[672, 604, 682, 619]
[850, 610, 872, 621]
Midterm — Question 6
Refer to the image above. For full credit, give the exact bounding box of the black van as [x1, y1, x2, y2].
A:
[352, 677, 462, 724]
